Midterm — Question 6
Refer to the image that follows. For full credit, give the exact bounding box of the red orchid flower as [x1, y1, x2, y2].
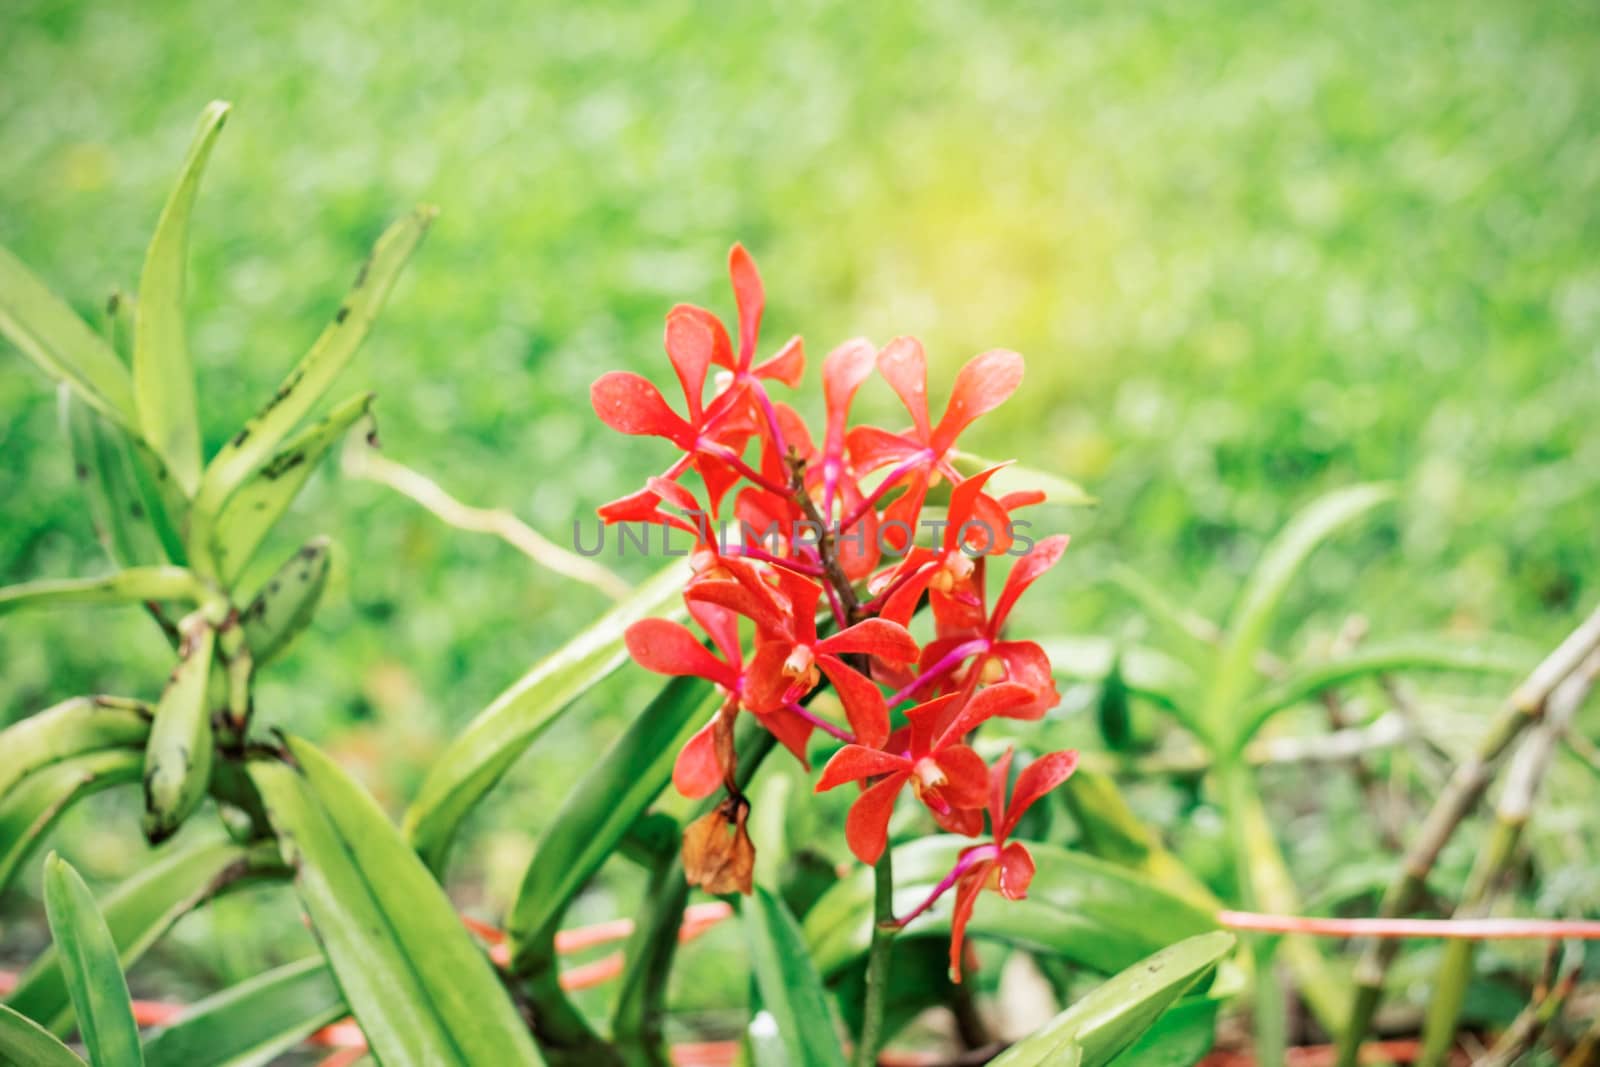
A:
[691, 569, 917, 748]
[813, 683, 1038, 865]
[625, 601, 815, 797]
[941, 747, 1079, 980]
[908, 534, 1070, 717]
[591, 294, 773, 514]
[846, 337, 1023, 550]
[871, 464, 1014, 634]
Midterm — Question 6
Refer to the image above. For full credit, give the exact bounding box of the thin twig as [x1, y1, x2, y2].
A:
[1335, 602, 1600, 1067]
[342, 438, 631, 601]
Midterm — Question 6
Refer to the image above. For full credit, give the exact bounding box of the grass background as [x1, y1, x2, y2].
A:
[2, 0, 1598, 1040]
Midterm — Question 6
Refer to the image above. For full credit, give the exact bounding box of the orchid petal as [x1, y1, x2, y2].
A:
[818, 618, 919, 662]
[591, 371, 691, 443]
[932, 349, 1024, 455]
[672, 720, 725, 799]
[728, 244, 764, 369]
[845, 773, 907, 865]
[625, 619, 738, 689]
[877, 336, 932, 440]
[1000, 750, 1080, 841]
[818, 655, 890, 749]
[990, 534, 1070, 634]
[815, 745, 910, 791]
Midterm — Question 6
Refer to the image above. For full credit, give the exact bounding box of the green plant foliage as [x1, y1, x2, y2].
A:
[991, 932, 1235, 1067]
[41, 853, 145, 1067]
[744, 887, 850, 1067]
[141, 957, 345, 1067]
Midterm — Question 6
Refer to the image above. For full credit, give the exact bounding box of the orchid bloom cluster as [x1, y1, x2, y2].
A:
[591, 246, 1079, 980]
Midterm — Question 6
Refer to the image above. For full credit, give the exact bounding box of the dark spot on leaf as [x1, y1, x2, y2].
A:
[335, 304, 350, 324]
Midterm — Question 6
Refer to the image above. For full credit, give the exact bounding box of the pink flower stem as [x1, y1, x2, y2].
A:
[784, 701, 855, 744]
[1217, 910, 1600, 941]
[887, 638, 990, 707]
[892, 845, 1000, 928]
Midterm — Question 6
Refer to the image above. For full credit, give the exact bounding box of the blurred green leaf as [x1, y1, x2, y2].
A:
[252, 737, 544, 1065]
[804, 837, 1218, 979]
[60, 385, 167, 567]
[990, 932, 1234, 1067]
[1233, 635, 1529, 747]
[209, 392, 373, 583]
[744, 887, 848, 1067]
[0, 567, 206, 616]
[0, 1003, 85, 1067]
[142, 957, 344, 1067]
[1204, 484, 1394, 747]
[132, 100, 229, 493]
[0, 750, 143, 894]
[506, 674, 713, 972]
[41, 853, 144, 1067]
[1059, 768, 1220, 912]
[240, 538, 332, 668]
[404, 559, 689, 872]
[10, 841, 282, 1034]
[0, 696, 150, 798]
[0, 242, 137, 426]
[191, 207, 434, 541]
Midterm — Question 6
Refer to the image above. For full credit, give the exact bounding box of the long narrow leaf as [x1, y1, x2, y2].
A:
[744, 887, 848, 1067]
[506, 674, 714, 972]
[191, 208, 434, 532]
[255, 740, 545, 1065]
[404, 559, 689, 871]
[1204, 484, 1394, 745]
[133, 101, 230, 492]
[209, 392, 372, 582]
[0, 1003, 85, 1067]
[0, 242, 136, 424]
[248, 759, 463, 1066]
[0, 567, 206, 616]
[803, 837, 1218, 979]
[240, 538, 332, 668]
[1232, 636, 1529, 748]
[9, 841, 281, 1034]
[142, 957, 344, 1067]
[990, 932, 1234, 1067]
[41, 854, 144, 1067]
[60, 386, 167, 567]
[0, 751, 143, 893]
[0, 696, 151, 798]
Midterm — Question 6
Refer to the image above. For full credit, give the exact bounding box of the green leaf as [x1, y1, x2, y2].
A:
[1233, 635, 1529, 747]
[950, 450, 1095, 506]
[141, 617, 217, 843]
[9, 841, 282, 1034]
[41, 853, 144, 1067]
[507, 674, 713, 971]
[1036, 636, 1199, 730]
[251, 739, 545, 1066]
[0, 242, 137, 425]
[0, 567, 206, 616]
[990, 932, 1235, 1067]
[1204, 483, 1395, 747]
[803, 837, 1218, 979]
[133, 101, 229, 493]
[404, 559, 690, 871]
[142, 957, 344, 1067]
[0, 696, 151, 799]
[60, 386, 169, 567]
[1058, 768, 1221, 913]
[191, 207, 434, 542]
[0, 1002, 86, 1067]
[1104, 998, 1219, 1067]
[744, 887, 848, 1067]
[0, 750, 143, 894]
[240, 538, 333, 668]
[210, 393, 373, 582]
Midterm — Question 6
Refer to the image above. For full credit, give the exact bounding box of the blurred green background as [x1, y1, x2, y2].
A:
[2, 0, 1598, 1037]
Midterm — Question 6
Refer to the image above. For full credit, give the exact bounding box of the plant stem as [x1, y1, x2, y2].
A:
[1335, 602, 1600, 1067]
[1416, 652, 1598, 1067]
[855, 847, 896, 1067]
